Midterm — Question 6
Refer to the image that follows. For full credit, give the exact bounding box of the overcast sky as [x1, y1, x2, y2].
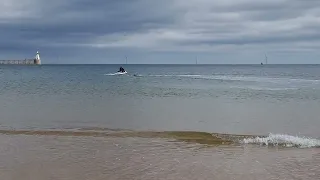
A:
[1, 0, 320, 64]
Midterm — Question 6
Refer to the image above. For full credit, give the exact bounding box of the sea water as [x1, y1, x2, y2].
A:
[0, 64, 319, 179]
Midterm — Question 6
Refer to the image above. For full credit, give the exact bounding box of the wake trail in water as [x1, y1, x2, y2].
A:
[104, 73, 120, 76]
[103, 73, 319, 84]
[144, 74, 320, 84]
[241, 133, 320, 148]
[104, 73, 128, 76]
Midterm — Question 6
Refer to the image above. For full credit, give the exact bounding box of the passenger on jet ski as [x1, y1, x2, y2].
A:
[118, 66, 125, 73]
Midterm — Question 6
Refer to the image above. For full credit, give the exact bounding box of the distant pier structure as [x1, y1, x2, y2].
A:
[0, 51, 41, 65]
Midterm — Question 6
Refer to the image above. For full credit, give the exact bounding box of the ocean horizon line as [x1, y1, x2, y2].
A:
[24, 63, 320, 65]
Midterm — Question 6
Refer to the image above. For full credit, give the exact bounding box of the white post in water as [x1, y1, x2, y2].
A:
[35, 51, 41, 65]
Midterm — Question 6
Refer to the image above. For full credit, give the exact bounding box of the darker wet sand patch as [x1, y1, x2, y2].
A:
[0, 129, 264, 146]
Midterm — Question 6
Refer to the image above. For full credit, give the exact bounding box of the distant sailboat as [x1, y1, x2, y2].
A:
[196, 56, 198, 65]
[265, 54, 268, 64]
[261, 54, 268, 65]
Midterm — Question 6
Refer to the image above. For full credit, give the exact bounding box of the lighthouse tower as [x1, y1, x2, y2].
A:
[35, 51, 41, 65]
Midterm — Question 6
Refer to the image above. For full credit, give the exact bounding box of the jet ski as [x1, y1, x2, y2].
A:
[115, 71, 127, 75]
[116, 66, 127, 75]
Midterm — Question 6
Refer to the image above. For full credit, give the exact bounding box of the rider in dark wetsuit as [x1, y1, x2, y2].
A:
[118, 66, 125, 72]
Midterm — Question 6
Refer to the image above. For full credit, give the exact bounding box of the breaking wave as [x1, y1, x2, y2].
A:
[241, 133, 320, 148]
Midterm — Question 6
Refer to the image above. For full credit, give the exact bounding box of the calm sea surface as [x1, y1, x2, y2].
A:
[0, 64, 319, 179]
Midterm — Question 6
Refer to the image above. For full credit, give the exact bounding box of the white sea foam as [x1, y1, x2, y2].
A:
[104, 72, 128, 76]
[241, 133, 320, 148]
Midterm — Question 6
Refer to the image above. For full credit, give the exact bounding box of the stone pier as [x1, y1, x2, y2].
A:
[0, 51, 41, 65]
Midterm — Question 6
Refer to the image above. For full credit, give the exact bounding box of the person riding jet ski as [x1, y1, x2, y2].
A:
[118, 66, 125, 73]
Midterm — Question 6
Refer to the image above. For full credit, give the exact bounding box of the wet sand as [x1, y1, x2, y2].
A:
[0, 130, 319, 180]
[0, 129, 252, 145]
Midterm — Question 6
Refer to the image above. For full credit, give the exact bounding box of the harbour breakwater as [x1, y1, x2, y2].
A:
[0, 51, 41, 65]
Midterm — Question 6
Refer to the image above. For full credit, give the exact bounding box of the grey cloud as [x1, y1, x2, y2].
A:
[1, 0, 320, 63]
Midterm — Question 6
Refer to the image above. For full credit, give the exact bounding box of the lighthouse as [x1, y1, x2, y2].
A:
[35, 51, 41, 65]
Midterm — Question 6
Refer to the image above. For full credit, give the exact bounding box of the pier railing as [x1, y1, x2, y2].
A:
[0, 59, 37, 65]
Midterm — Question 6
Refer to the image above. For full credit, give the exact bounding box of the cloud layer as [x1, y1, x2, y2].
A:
[1, 0, 320, 64]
